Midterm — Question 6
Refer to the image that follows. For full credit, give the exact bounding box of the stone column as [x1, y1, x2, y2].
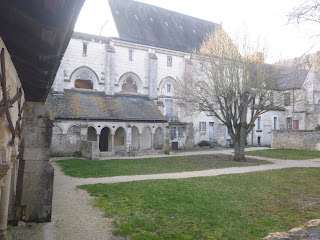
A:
[148, 52, 158, 100]
[138, 134, 141, 151]
[52, 60, 64, 93]
[15, 101, 54, 222]
[126, 126, 132, 153]
[0, 163, 12, 234]
[151, 133, 154, 151]
[97, 134, 100, 152]
[105, 44, 115, 96]
[8, 150, 19, 221]
[111, 133, 115, 154]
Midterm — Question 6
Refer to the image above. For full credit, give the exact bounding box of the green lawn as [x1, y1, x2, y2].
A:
[246, 149, 320, 160]
[57, 154, 269, 178]
[80, 168, 320, 240]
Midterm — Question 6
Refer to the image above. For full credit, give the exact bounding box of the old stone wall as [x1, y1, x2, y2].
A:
[272, 130, 320, 151]
[0, 38, 25, 237]
[81, 141, 99, 160]
[16, 102, 54, 222]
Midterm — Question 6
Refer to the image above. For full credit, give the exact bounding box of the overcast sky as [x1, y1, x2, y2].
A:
[74, 0, 320, 63]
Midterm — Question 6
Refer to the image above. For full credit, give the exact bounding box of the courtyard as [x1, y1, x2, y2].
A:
[8, 148, 320, 240]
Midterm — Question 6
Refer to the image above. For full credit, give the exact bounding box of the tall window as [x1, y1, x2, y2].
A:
[226, 126, 230, 136]
[199, 122, 206, 133]
[273, 117, 278, 130]
[287, 117, 292, 129]
[166, 84, 171, 93]
[256, 116, 262, 131]
[167, 56, 172, 67]
[178, 126, 184, 137]
[82, 42, 88, 56]
[171, 127, 176, 139]
[284, 92, 290, 106]
[129, 50, 133, 61]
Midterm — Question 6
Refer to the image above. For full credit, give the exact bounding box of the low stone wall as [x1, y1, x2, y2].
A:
[81, 141, 99, 160]
[272, 130, 320, 151]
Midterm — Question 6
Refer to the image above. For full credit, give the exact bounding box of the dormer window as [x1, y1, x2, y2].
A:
[129, 50, 133, 61]
[82, 42, 88, 56]
[167, 56, 172, 67]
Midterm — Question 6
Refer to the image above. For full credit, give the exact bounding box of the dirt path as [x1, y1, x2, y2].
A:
[9, 162, 119, 240]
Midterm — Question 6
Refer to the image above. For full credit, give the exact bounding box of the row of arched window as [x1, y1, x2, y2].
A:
[70, 67, 175, 94]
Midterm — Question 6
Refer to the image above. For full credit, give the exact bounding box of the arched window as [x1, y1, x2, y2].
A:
[75, 72, 93, 89]
[70, 67, 98, 90]
[122, 77, 137, 93]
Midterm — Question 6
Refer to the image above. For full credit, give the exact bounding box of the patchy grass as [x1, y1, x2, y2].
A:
[246, 149, 320, 160]
[80, 168, 320, 240]
[57, 155, 270, 178]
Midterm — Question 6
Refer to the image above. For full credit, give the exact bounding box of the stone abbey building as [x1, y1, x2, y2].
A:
[47, 0, 320, 158]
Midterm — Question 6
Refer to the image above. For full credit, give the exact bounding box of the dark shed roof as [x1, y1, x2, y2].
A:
[0, 0, 84, 102]
[108, 0, 218, 53]
[46, 89, 168, 122]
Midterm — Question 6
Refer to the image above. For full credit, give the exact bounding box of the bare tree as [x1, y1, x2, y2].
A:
[176, 28, 280, 162]
[288, 0, 320, 25]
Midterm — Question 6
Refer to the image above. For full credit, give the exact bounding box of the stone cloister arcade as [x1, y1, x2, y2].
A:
[51, 121, 168, 158]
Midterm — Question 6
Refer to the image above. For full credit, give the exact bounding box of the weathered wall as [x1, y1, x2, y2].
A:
[272, 130, 320, 151]
[81, 141, 99, 160]
[0, 38, 25, 237]
[16, 102, 54, 222]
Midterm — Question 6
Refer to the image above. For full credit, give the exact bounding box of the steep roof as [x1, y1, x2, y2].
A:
[108, 0, 218, 53]
[274, 65, 308, 90]
[45, 89, 167, 122]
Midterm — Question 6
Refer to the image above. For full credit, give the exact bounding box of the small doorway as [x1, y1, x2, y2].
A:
[209, 122, 214, 142]
[99, 127, 109, 151]
[257, 136, 261, 146]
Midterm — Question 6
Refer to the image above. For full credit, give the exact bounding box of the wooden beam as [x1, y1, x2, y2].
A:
[0, 21, 59, 56]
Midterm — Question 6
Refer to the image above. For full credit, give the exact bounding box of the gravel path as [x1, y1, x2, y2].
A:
[8, 148, 320, 240]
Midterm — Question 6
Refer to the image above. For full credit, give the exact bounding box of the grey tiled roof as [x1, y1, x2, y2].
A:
[108, 0, 218, 53]
[45, 89, 167, 121]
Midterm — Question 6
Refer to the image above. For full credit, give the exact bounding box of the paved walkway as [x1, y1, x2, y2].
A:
[8, 148, 320, 240]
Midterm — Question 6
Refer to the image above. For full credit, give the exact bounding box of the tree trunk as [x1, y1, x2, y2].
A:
[233, 125, 246, 162]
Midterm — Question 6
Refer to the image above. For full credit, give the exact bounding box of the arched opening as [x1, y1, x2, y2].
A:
[141, 127, 151, 150]
[122, 77, 137, 93]
[154, 127, 164, 150]
[115, 127, 126, 152]
[75, 72, 93, 89]
[99, 127, 110, 151]
[87, 127, 97, 141]
[131, 126, 139, 151]
[66, 125, 81, 153]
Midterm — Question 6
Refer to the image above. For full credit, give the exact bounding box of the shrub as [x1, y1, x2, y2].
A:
[315, 124, 320, 131]
[198, 140, 211, 147]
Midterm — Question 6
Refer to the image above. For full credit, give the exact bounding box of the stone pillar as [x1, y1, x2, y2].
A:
[97, 134, 100, 153]
[148, 52, 158, 100]
[151, 133, 154, 151]
[15, 101, 54, 222]
[126, 126, 132, 153]
[138, 134, 141, 151]
[8, 151, 19, 221]
[111, 133, 115, 154]
[52, 60, 64, 93]
[105, 44, 115, 96]
[0, 163, 12, 234]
